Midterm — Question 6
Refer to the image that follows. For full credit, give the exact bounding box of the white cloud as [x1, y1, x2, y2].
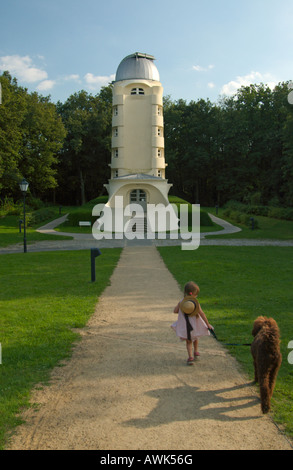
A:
[193, 64, 214, 72]
[36, 79, 56, 91]
[0, 55, 48, 82]
[220, 71, 277, 96]
[208, 82, 215, 89]
[64, 74, 81, 82]
[84, 72, 115, 90]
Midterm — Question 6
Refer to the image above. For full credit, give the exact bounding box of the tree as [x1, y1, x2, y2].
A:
[0, 73, 26, 196]
[0, 72, 66, 201]
[20, 92, 66, 197]
[164, 82, 293, 207]
[56, 85, 112, 205]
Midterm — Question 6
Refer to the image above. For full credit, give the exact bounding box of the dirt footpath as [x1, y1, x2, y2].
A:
[7, 246, 292, 450]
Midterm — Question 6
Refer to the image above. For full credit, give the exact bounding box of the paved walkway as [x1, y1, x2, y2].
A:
[1, 213, 293, 254]
[7, 245, 293, 450]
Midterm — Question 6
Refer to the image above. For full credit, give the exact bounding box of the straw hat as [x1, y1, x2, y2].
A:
[180, 296, 199, 317]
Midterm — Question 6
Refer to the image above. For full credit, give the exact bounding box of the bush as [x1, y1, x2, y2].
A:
[26, 208, 58, 226]
[224, 200, 293, 221]
[26, 197, 46, 210]
[267, 207, 293, 220]
[0, 197, 22, 217]
[223, 208, 259, 229]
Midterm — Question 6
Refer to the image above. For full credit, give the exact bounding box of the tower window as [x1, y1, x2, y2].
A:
[113, 128, 118, 137]
[113, 149, 119, 158]
[158, 149, 162, 157]
[113, 106, 118, 116]
[130, 189, 147, 202]
[158, 106, 163, 116]
[131, 88, 145, 95]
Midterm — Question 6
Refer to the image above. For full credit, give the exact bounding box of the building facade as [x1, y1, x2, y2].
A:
[104, 52, 173, 216]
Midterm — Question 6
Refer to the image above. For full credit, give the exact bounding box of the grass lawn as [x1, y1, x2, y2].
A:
[0, 212, 72, 248]
[206, 207, 293, 240]
[158, 245, 293, 440]
[0, 248, 122, 449]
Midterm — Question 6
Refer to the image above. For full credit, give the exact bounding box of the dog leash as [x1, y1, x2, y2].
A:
[208, 328, 251, 346]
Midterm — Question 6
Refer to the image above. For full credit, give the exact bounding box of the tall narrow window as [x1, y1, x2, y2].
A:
[113, 106, 118, 116]
[113, 149, 119, 158]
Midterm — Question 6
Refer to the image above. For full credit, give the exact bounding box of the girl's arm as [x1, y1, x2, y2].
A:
[198, 304, 213, 329]
[173, 302, 180, 313]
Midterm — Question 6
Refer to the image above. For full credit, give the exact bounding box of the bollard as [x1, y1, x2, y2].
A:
[250, 217, 255, 230]
[19, 219, 23, 233]
[91, 248, 102, 282]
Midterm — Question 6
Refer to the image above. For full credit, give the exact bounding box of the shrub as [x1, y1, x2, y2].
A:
[267, 207, 293, 221]
[25, 208, 58, 227]
[223, 208, 259, 229]
[0, 197, 22, 217]
[224, 200, 293, 221]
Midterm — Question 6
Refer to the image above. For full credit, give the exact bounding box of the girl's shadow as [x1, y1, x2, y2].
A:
[123, 382, 260, 428]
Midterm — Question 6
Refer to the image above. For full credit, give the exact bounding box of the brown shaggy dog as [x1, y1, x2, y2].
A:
[251, 316, 282, 414]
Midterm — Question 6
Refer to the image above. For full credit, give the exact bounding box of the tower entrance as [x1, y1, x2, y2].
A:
[130, 189, 147, 213]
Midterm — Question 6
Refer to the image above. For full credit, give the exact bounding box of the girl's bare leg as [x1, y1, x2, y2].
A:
[193, 339, 199, 356]
[186, 340, 193, 358]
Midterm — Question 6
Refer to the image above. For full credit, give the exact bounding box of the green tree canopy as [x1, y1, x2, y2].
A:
[56, 85, 112, 205]
[0, 72, 66, 201]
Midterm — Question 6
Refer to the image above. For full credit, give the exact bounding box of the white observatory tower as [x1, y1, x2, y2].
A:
[104, 52, 173, 218]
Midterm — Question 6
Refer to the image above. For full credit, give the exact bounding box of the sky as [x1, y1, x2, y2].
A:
[0, 0, 292, 104]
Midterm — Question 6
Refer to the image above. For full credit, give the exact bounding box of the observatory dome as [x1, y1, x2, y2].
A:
[115, 52, 160, 82]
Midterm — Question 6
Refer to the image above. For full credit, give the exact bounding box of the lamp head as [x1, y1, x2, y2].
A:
[19, 179, 29, 193]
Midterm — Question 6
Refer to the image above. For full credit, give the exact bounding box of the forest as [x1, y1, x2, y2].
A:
[1, 71, 293, 209]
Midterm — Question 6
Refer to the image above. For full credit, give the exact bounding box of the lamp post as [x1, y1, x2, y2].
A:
[19, 179, 29, 253]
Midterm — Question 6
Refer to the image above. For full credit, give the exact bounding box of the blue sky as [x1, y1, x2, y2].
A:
[0, 0, 292, 104]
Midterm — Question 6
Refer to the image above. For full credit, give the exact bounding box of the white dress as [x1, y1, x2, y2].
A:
[171, 300, 210, 341]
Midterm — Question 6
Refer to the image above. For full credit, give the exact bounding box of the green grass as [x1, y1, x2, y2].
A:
[0, 248, 122, 449]
[158, 245, 293, 440]
[0, 212, 72, 248]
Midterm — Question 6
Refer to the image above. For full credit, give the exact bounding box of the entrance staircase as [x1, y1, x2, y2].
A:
[125, 216, 148, 234]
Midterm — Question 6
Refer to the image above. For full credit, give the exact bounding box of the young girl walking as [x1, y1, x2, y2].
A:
[171, 281, 213, 365]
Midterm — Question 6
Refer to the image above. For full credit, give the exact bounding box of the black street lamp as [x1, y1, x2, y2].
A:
[19, 178, 29, 253]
